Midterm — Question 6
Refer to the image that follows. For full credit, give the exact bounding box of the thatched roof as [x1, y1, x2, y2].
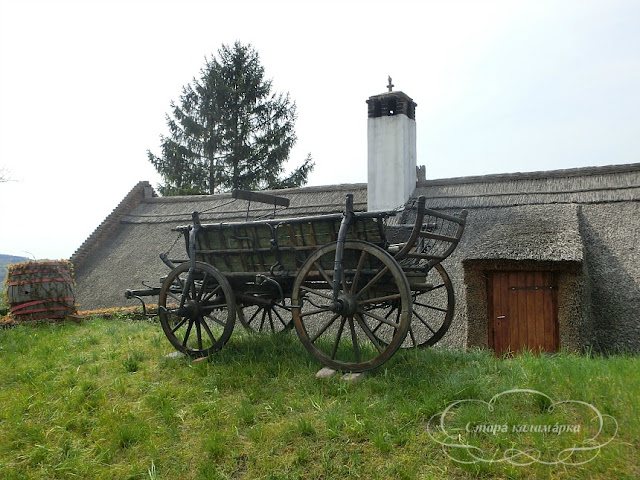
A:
[120, 184, 368, 225]
[414, 163, 640, 209]
[463, 204, 583, 264]
[401, 163, 639, 266]
[71, 163, 640, 310]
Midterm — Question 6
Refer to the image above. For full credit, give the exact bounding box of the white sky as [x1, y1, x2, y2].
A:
[1, 0, 639, 259]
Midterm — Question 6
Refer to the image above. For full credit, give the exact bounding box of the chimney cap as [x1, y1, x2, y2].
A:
[366, 90, 417, 119]
[367, 90, 415, 102]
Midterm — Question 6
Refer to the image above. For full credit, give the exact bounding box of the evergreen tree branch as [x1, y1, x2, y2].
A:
[147, 41, 314, 196]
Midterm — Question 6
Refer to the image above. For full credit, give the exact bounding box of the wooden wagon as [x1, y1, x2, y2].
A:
[126, 191, 467, 372]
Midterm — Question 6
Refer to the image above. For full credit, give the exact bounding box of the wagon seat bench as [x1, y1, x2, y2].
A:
[125, 190, 467, 372]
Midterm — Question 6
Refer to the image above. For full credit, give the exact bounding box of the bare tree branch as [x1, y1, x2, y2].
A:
[0, 167, 11, 183]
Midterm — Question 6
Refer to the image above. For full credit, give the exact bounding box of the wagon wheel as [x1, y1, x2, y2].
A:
[158, 262, 236, 357]
[238, 298, 293, 333]
[291, 240, 411, 372]
[371, 263, 454, 348]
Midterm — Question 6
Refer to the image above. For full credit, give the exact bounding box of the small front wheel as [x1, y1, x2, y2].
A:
[158, 262, 236, 357]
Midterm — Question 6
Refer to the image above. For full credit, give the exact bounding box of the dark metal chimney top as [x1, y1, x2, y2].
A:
[366, 83, 417, 119]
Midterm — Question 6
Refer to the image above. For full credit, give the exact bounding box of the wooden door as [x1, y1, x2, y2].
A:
[488, 271, 559, 355]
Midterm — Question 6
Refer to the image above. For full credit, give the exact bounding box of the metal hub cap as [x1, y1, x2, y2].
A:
[334, 293, 358, 316]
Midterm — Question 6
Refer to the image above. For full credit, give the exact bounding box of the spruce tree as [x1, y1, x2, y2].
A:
[148, 42, 313, 195]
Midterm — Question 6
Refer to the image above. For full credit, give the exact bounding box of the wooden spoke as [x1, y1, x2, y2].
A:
[331, 317, 347, 360]
[195, 319, 203, 351]
[202, 284, 222, 303]
[182, 320, 193, 347]
[299, 285, 334, 301]
[310, 313, 341, 342]
[196, 273, 209, 302]
[167, 291, 183, 306]
[371, 305, 398, 335]
[238, 298, 293, 334]
[354, 313, 385, 354]
[272, 307, 289, 329]
[350, 250, 367, 295]
[414, 310, 438, 335]
[372, 263, 454, 349]
[313, 261, 334, 286]
[247, 308, 260, 325]
[170, 317, 188, 334]
[259, 309, 268, 332]
[413, 300, 448, 314]
[200, 317, 218, 344]
[357, 293, 403, 305]
[300, 307, 333, 318]
[207, 312, 230, 329]
[409, 264, 454, 348]
[201, 303, 230, 313]
[359, 308, 401, 328]
[349, 317, 361, 363]
[354, 265, 389, 299]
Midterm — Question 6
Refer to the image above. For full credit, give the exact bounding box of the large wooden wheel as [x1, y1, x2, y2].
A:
[158, 262, 236, 357]
[291, 241, 411, 372]
[371, 263, 454, 348]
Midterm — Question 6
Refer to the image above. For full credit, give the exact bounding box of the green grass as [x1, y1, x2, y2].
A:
[0, 318, 638, 479]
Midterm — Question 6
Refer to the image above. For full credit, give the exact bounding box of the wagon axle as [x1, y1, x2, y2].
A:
[179, 299, 202, 320]
[332, 293, 358, 316]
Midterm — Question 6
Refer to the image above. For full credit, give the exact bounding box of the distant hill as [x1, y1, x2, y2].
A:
[0, 254, 29, 284]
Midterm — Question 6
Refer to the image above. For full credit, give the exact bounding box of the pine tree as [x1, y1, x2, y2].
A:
[148, 42, 313, 196]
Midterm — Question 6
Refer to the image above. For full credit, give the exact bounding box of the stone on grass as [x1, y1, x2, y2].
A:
[341, 372, 366, 383]
[315, 367, 337, 379]
[165, 351, 185, 359]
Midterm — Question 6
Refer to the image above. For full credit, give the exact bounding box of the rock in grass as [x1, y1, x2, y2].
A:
[315, 367, 337, 379]
[341, 372, 366, 383]
[165, 351, 185, 359]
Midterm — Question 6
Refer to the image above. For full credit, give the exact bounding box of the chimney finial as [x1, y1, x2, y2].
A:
[387, 76, 394, 92]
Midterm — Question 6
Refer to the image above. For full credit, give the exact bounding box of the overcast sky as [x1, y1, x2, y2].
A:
[1, 0, 639, 259]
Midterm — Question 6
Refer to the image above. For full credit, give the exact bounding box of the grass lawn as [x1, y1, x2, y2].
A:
[0, 317, 637, 479]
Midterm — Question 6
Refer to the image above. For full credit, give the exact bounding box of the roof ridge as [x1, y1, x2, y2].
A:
[420, 163, 640, 187]
[143, 183, 368, 203]
[70, 181, 155, 270]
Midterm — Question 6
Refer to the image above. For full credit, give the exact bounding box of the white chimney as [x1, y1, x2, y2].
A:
[366, 85, 417, 212]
